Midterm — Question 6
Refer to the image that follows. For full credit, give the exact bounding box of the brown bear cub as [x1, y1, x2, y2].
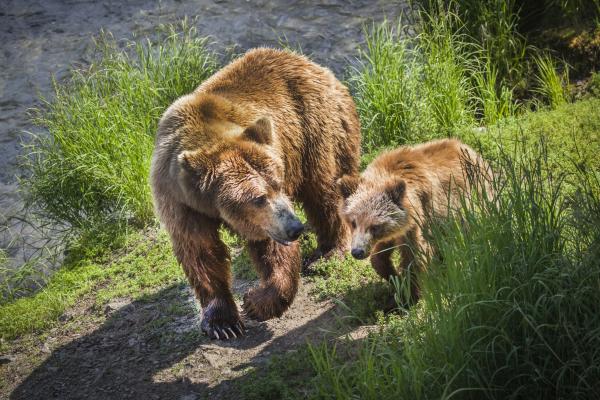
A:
[150, 48, 360, 340]
[338, 139, 491, 303]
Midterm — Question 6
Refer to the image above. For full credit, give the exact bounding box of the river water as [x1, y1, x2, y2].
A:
[0, 0, 407, 272]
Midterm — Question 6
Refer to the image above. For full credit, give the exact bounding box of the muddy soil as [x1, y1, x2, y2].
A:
[0, 0, 408, 269]
[1, 277, 373, 399]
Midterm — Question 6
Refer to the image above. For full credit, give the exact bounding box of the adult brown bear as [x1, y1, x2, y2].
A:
[150, 48, 360, 339]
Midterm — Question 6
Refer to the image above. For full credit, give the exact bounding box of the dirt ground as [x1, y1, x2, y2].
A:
[1, 276, 371, 399]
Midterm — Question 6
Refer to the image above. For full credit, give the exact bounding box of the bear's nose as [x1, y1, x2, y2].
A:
[286, 220, 304, 241]
[351, 248, 367, 260]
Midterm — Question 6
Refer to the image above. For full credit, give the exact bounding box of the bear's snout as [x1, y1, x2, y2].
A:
[269, 200, 304, 244]
[285, 218, 304, 241]
[351, 247, 367, 260]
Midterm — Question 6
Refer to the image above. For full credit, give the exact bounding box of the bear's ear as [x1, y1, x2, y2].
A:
[177, 150, 212, 175]
[336, 175, 360, 199]
[241, 117, 272, 145]
[385, 179, 406, 205]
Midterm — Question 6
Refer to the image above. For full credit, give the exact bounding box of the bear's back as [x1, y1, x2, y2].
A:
[196, 48, 338, 102]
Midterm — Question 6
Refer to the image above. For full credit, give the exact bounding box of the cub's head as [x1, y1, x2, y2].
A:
[178, 116, 303, 244]
[337, 175, 410, 259]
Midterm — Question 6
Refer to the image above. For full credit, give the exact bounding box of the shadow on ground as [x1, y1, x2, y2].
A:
[10, 280, 363, 399]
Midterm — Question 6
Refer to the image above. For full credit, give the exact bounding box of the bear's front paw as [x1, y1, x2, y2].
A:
[200, 299, 246, 340]
[242, 286, 291, 321]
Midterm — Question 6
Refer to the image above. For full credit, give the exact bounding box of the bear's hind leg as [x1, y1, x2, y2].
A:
[243, 239, 301, 321]
[301, 188, 350, 268]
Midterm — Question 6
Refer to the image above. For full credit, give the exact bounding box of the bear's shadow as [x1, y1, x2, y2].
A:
[10, 281, 360, 400]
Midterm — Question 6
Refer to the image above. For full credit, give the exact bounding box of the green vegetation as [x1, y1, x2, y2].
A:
[309, 254, 390, 323]
[233, 348, 315, 400]
[467, 98, 600, 180]
[352, 15, 477, 151]
[533, 54, 569, 109]
[307, 143, 600, 399]
[0, 231, 183, 341]
[22, 21, 217, 241]
[3, 2, 600, 399]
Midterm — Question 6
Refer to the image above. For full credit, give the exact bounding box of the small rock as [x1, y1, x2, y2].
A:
[58, 313, 72, 322]
[41, 343, 51, 354]
[104, 298, 132, 315]
[203, 352, 225, 368]
[0, 355, 16, 364]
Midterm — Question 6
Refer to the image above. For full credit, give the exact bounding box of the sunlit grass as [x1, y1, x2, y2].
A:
[307, 141, 600, 399]
[22, 20, 218, 242]
[533, 53, 569, 109]
[0, 230, 184, 341]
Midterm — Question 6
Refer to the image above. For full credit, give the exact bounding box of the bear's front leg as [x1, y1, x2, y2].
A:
[398, 229, 430, 304]
[243, 239, 301, 321]
[370, 239, 400, 281]
[168, 210, 245, 340]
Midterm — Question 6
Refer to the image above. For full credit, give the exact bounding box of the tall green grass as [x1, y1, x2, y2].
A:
[420, 0, 527, 86]
[353, 8, 522, 152]
[22, 21, 217, 240]
[533, 53, 569, 109]
[308, 141, 600, 399]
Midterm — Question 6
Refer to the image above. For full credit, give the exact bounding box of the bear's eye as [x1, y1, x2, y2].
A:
[351, 220, 357, 229]
[251, 195, 267, 207]
[371, 224, 385, 236]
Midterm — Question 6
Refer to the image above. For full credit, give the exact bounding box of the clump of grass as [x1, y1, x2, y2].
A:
[422, 0, 528, 87]
[473, 59, 517, 125]
[419, 8, 476, 135]
[588, 71, 600, 97]
[0, 259, 50, 304]
[307, 140, 600, 399]
[533, 53, 569, 108]
[353, 8, 523, 152]
[309, 255, 391, 323]
[22, 20, 218, 242]
[464, 97, 600, 184]
[351, 21, 424, 150]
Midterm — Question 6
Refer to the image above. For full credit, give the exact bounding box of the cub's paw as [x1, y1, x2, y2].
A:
[200, 299, 246, 340]
[242, 286, 290, 321]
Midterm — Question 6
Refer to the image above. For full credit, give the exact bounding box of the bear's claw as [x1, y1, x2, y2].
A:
[200, 299, 246, 340]
[201, 319, 246, 340]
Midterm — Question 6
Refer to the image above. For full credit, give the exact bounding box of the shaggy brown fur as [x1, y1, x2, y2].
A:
[150, 48, 360, 339]
[338, 139, 491, 303]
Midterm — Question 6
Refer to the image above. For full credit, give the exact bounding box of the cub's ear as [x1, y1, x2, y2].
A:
[385, 179, 406, 205]
[177, 150, 212, 175]
[336, 175, 360, 199]
[242, 117, 272, 145]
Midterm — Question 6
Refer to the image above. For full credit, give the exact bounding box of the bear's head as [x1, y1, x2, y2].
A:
[337, 175, 410, 259]
[177, 116, 304, 245]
